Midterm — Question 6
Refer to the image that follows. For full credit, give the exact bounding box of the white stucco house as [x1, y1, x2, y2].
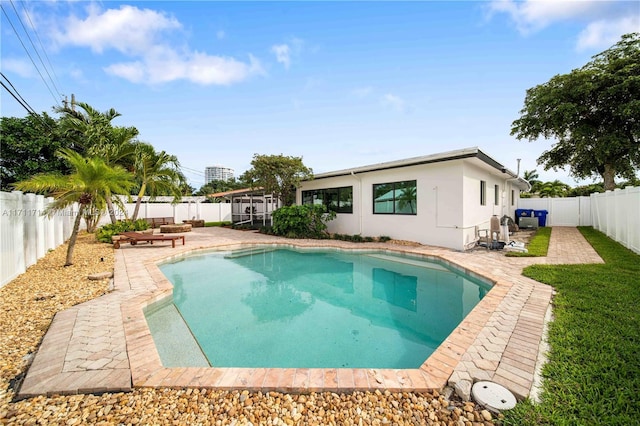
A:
[296, 147, 530, 251]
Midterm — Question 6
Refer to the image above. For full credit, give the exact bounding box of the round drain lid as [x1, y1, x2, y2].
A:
[472, 381, 517, 413]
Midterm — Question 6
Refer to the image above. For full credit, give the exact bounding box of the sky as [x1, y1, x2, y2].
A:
[1, 1, 638, 189]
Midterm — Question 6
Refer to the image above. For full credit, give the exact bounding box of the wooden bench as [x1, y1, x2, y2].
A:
[145, 217, 175, 228]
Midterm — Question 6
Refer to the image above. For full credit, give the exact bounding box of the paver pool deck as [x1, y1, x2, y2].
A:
[18, 226, 603, 400]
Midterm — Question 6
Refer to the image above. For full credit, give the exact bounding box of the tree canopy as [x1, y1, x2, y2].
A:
[241, 154, 313, 206]
[511, 32, 640, 190]
[0, 113, 72, 191]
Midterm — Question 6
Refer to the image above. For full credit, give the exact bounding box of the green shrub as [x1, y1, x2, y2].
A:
[95, 219, 149, 243]
[272, 205, 336, 239]
[205, 221, 232, 227]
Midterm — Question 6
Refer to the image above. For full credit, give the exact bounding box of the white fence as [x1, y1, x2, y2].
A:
[519, 186, 639, 254]
[95, 199, 232, 227]
[591, 187, 640, 255]
[1, 191, 77, 288]
[0, 191, 233, 288]
[518, 196, 592, 226]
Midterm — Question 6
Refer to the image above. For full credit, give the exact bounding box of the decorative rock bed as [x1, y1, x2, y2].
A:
[159, 223, 192, 233]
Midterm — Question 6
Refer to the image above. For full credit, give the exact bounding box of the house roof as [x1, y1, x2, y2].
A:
[208, 187, 267, 198]
[309, 147, 531, 191]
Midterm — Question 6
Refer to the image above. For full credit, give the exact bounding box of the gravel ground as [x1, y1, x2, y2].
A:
[0, 233, 501, 425]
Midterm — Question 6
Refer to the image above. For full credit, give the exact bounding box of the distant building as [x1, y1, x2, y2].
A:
[205, 165, 234, 183]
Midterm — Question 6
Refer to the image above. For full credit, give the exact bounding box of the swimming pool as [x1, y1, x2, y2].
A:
[147, 246, 491, 369]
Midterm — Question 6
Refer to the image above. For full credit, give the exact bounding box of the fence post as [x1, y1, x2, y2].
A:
[23, 193, 37, 268]
[11, 191, 26, 278]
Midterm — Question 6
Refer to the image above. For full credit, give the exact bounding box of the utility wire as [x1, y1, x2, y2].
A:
[0, 3, 61, 107]
[1, 72, 37, 115]
[18, 0, 64, 97]
[0, 80, 35, 115]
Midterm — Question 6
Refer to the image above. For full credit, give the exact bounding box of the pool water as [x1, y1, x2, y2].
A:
[149, 247, 491, 369]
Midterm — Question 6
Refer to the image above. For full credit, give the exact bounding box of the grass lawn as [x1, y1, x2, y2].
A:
[502, 227, 640, 425]
[506, 226, 551, 257]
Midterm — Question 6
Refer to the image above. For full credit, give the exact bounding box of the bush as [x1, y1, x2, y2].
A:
[272, 205, 336, 239]
[205, 221, 232, 227]
[95, 219, 149, 243]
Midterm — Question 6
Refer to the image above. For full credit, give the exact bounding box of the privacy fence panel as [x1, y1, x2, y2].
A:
[517, 196, 591, 226]
[591, 187, 639, 254]
[519, 187, 639, 254]
[96, 200, 232, 227]
[1, 191, 77, 288]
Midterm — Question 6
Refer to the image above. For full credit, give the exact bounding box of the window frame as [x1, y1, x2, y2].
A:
[372, 180, 417, 215]
[480, 180, 487, 206]
[494, 184, 500, 206]
[301, 186, 353, 214]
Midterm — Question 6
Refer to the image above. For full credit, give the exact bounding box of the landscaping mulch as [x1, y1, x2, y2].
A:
[0, 232, 498, 425]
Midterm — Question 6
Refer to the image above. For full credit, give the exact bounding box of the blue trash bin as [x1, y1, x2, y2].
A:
[534, 210, 548, 227]
[515, 209, 534, 225]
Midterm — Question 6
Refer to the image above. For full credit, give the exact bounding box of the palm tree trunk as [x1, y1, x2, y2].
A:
[65, 204, 85, 267]
[131, 184, 146, 220]
[106, 193, 117, 223]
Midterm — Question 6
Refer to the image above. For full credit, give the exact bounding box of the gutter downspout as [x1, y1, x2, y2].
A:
[351, 171, 363, 235]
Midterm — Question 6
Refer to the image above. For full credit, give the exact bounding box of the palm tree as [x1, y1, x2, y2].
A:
[86, 126, 139, 223]
[131, 143, 186, 220]
[397, 184, 417, 213]
[538, 180, 571, 198]
[56, 102, 137, 224]
[13, 149, 134, 266]
[523, 169, 542, 193]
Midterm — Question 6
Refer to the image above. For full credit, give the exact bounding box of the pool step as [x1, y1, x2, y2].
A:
[365, 253, 452, 272]
[224, 247, 276, 259]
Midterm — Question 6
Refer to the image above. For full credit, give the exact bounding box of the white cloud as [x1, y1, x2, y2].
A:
[577, 16, 640, 51]
[271, 44, 291, 69]
[487, 0, 638, 51]
[381, 94, 405, 112]
[1, 58, 35, 78]
[53, 4, 181, 55]
[271, 37, 305, 69]
[51, 4, 262, 86]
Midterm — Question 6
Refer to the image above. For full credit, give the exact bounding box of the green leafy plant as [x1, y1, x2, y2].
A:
[96, 219, 149, 243]
[271, 204, 336, 238]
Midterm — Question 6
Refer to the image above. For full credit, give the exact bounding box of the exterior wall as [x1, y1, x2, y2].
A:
[298, 161, 466, 250]
[461, 162, 522, 247]
[298, 157, 525, 251]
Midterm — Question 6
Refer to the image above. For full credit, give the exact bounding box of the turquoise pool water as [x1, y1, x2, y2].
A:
[149, 247, 491, 369]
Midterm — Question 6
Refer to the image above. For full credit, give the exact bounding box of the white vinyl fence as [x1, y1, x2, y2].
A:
[518, 196, 592, 226]
[519, 186, 639, 254]
[1, 192, 233, 289]
[95, 197, 232, 227]
[591, 187, 640, 255]
[1, 191, 78, 288]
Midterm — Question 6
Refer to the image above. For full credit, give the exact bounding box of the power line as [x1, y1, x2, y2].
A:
[0, 3, 61, 107]
[19, 0, 64, 96]
[1, 72, 37, 115]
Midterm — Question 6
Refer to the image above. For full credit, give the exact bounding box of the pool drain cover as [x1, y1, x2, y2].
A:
[471, 381, 517, 412]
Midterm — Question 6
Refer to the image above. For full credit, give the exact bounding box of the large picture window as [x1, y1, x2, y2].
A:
[373, 180, 417, 215]
[302, 186, 353, 213]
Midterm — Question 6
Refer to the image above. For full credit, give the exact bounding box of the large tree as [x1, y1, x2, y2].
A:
[241, 154, 313, 206]
[13, 149, 133, 266]
[0, 113, 72, 191]
[511, 33, 640, 190]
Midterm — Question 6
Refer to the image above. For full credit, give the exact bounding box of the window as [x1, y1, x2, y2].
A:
[301, 186, 353, 213]
[480, 180, 486, 206]
[494, 184, 500, 206]
[373, 180, 417, 215]
[511, 189, 515, 206]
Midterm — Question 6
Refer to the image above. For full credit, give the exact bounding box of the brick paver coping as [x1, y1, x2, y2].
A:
[18, 227, 603, 399]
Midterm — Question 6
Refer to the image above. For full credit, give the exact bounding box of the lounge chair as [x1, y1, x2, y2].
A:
[113, 231, 185, 249]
